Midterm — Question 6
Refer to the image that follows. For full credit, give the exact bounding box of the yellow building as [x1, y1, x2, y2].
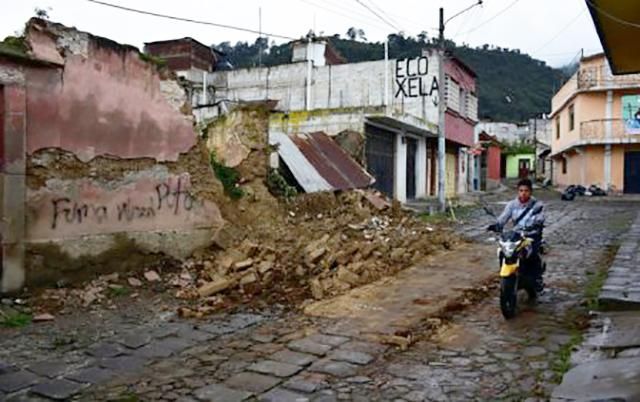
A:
[550, 53, 640, 194]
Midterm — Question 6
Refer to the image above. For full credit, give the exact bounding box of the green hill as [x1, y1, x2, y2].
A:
[215, 33, 569, 122]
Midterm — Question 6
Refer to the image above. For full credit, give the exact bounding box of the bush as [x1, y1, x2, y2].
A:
[210, 152, 244, 200]
[266, 168, 297, 199]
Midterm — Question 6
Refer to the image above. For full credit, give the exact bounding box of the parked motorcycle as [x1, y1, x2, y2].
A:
[484, 205, 546, 319]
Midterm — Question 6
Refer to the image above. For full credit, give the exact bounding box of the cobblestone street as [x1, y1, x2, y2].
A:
[0, 198, 636, 402]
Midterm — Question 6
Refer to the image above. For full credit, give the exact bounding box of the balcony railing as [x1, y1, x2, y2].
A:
[580, 119, 640, 142]
[577, 66, 640, 90]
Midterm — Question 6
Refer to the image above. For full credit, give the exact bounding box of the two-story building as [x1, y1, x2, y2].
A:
[550, 53, 640, 194]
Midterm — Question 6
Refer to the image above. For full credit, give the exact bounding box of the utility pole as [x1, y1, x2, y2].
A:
[436, 1, 482, 212]
[533, 117, 537, 180]
[258, 7, 262, 67]
[437, 7, 446, 211]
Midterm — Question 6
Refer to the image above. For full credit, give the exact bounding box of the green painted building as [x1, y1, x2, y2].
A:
[506, 153, 535, 179]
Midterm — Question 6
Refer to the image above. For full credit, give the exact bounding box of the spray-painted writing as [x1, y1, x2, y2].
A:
[395, 56, 439, 98]
[50, 176, 198, 229]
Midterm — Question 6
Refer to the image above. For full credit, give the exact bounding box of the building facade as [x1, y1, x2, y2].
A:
[144, 38, 221, 109]
[197, 39, 478, 202]
[550, 53, 640, 193]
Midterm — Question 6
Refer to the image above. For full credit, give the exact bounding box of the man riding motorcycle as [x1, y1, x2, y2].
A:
[488, 178, 545, 292]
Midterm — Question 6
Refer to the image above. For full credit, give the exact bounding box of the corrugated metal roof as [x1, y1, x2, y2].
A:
[270, 131, 374, 193]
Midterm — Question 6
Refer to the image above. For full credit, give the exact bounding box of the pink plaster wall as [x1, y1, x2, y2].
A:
[24, 21, 195, 162]
[445, 111, 474, 147]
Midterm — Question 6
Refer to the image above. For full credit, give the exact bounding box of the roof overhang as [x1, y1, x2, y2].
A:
[586, 0, 640, 74]
[366, 115, 437, 138]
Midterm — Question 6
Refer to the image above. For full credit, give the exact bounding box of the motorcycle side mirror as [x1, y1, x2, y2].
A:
[483, 206, 495, 217]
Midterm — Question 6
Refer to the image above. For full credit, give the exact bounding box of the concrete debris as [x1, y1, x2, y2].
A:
[233, 259, 254, 271]
[128, 278, 143, 287]
[198, 278, 235, 297]
[33, 313, 55, 322]
[144, 271, 161, 282]
[155, 189, 460, 313]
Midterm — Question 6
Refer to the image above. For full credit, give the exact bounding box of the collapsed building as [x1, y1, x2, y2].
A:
[0, 19, 225, 293]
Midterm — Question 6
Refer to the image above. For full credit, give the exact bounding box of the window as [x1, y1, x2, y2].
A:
[562, 158, 567, 174]
[569, 104, 575, 131]
[459, 88, 467, 116]
[556, 116, 561, 139]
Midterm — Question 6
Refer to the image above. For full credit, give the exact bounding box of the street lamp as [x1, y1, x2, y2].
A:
[437, 1, 483, 212]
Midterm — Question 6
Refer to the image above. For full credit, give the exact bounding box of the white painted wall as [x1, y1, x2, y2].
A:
[210, 56, 440, 128]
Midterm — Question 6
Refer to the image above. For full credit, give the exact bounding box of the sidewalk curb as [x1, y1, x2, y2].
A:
[551, 212, 640, 401]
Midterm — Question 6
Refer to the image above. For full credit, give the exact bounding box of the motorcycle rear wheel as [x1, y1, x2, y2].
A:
[500, 275, 518, 319]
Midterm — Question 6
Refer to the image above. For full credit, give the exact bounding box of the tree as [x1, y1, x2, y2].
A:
[346, 27, 357, 41]
[357, 29, 367, 42]
[417, 31, 429, 43]
[34, 7, 50, 19]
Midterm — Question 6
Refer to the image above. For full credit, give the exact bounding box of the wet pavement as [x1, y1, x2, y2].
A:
[0, 197, 636, 401]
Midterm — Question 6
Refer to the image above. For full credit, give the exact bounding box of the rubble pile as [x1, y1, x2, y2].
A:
[173, 190, 462, 317]
[19, 190, 462, 320]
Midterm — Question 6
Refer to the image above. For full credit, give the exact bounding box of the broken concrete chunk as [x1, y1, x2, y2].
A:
[307, 248, 326, 264]
[128, 278, 142, 287]
[33, 313, 55, 322]
[390, 248, 406, 262]
[144, 270, 161, 282]
[337, 267, 360, 286]
[197, 278, 234, 297]
[258, 261, 274, 274]
[240, 272, 258, 286]
[233, 258, 254, 271]
[310, 278, 324, 300]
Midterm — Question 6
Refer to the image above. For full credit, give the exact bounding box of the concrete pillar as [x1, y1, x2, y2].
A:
[416, 137, 427, 198]
[454, 148, 468, 194]
[1, 84, 27, 294]
[604, 144, 612, 190]
[394, 132, 407, 203]
[605, 90, 613, 190]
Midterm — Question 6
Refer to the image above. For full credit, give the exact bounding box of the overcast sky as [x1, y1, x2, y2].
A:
[2, 0, 602, 67]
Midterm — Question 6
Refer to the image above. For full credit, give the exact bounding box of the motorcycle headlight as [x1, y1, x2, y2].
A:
[500, 241, 517, 257]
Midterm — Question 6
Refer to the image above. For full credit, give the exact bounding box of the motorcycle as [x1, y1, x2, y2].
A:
[484, 204, 546, 319]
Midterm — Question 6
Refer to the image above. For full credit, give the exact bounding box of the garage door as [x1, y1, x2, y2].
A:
[365, 124, 395, 197]
[624, 151, 640, 194]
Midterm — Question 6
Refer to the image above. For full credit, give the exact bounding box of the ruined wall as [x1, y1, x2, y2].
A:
[0, 19, 226, 289]
[25, 19, 195, 162]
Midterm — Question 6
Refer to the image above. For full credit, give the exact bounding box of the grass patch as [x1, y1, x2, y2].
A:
[418, 204, 475, 224]
[111, 393, 140, 402]
[584, 267, 608, 311]
[551, 330, 583, 382]
[0, 311, 32, 328]
[210, 152, 244, 200]
[108, 286, 131, 297]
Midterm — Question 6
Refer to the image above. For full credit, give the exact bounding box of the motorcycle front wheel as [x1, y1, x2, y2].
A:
[500, 275, 518, 319]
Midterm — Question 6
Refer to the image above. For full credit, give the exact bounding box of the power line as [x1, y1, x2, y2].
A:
[364, 0, 406, 32]
[354, 0, 402, 32]
[297, 0, 389, 33]
[534, 9, 585, 54]
[585, 0, 640, 29]
[454, 0, 522, 37]
[85, 0, 297, 40]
